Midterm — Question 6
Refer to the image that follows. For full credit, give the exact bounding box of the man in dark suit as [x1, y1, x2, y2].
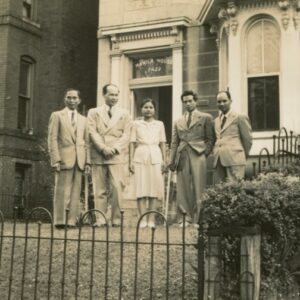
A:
[169, 90, 215, 227]
[213, 90, 252, 183]
[48, 89, 90, 228]
[87, 84, 132, 227]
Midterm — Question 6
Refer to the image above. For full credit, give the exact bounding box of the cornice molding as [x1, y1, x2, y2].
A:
[199, 0, 278, 24]
[117, 27, 174, 43]
[99, 16, 191, 38]
[239, 1, 277, 10]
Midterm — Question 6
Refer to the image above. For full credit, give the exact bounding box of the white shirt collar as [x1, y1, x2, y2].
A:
[185, 109, 196, 117]
[219, 109, 231, 119]
[104, 103, 116, 114]
[66, 107, 77, 121]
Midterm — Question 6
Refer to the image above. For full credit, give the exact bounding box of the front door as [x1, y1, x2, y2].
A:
[132, 86, 172, 144]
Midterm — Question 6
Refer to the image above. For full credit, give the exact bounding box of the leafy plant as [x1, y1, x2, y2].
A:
[201, 171, 300, 297]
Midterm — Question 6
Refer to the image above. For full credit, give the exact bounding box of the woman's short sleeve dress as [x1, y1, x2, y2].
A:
[130, 119, 166, 199]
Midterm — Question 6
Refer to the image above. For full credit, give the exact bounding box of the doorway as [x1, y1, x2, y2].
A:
[132, 86, 172, 144]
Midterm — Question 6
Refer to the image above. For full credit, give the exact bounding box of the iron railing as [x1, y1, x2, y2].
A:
[253, 127, 300, 176]
[0, 207, 200, 300]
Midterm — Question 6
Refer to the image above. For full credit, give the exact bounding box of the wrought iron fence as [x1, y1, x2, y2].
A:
[0, 207, 201, 300]
[253, 127, 300, 176]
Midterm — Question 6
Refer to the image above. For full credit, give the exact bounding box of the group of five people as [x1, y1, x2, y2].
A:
[48, 84, 252, 229]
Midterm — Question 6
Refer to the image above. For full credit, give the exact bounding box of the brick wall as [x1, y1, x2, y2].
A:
[0, 0, 99, 216]
[183, 25, 219, 118]
[0, 27, 9, 128]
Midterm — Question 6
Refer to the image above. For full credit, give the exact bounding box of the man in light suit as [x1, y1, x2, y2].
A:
[87, 84, 132, 227]
[48, 89, 90, 228]
[213, 90, 252, 183]
[169, 90, 215, 226]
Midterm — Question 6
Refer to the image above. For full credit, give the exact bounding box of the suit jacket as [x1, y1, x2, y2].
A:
[213, 111, 252, 167]
[48, 108, 89, 171]
[87, 104, 132, 165]
[169, 110, 215, 169]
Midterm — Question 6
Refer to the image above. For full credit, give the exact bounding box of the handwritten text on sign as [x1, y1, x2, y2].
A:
[133, 56, 172, 78]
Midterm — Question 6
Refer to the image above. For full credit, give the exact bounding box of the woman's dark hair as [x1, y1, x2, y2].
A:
[140, 98, 156, 110]
[217, 90, 232, 100]
[180, 90, 198, 101]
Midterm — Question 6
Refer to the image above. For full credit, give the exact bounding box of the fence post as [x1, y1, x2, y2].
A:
[203, 236, 221, 300]
[240, 231, 261, 300]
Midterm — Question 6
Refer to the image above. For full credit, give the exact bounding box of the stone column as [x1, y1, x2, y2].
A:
[172, 43, 183, 122]
[280, 23, 300, 133]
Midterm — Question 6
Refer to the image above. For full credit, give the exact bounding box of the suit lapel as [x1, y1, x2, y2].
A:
[221, 112, 237, 132]
[108, 107, 123, 129]
[177, 115, 188, 130]
[189, 110, 202, 128]
[61, 108, 76, 142]
[76, 114, 85, 140]
[215, 116, 222, 135]
[99, 105, 110, 127]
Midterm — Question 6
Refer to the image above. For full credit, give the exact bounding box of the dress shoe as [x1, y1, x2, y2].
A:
[139, 221, 148, 228]
[147, 221, 155, 228]
[94, 222, 107, 227]
[111, 220, 121, 227]
[67, 225, 77, 229]
[55, 224, 66, 230]
[178, 221, 190, 228]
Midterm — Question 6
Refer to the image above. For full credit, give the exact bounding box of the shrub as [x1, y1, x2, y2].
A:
[263, 157, 300, 177]
[201, 172, 300, 296]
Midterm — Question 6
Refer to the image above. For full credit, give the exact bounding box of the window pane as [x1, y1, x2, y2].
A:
[22, 1, 32, 18]
[18, 97, 28, 129]
[247, 19, 280, 75]
[248, 76, 279, 131]
[263, 20, 280, 73]
[247, 21, 262, 74]
[133, 56, 172, 78]
[19, 61, 30, 96]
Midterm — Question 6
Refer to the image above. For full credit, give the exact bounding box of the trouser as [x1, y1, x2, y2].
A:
[176, 147, 207, 223]
[213, 159, 245, 184]
[91, 164, 122, 224]
[53, 166, 82, 226]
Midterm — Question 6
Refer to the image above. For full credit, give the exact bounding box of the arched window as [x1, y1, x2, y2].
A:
[18, 56, 35, 130]
[246, 18, 280, 131]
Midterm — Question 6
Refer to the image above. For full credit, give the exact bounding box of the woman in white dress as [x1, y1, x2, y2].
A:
[129, 98, 166, 228]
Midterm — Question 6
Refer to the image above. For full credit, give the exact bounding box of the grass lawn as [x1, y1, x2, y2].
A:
[0, 222, 200, 299]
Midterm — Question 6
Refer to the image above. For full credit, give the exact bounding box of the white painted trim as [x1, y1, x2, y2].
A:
[129, 76, 172, 89]
[100, 17, 191, 36]
[172, 45, 183, 122]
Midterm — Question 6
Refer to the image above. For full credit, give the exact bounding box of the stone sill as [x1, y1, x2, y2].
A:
[0, 128, 37, 141]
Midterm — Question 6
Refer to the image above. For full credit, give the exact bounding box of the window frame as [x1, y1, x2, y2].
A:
[18, 56, 35, 131]
[22, 0, 37, 21]
[244, 17, 281, 133]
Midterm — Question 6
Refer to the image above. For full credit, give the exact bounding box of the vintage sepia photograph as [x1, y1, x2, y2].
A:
[0, 0, 299, 299]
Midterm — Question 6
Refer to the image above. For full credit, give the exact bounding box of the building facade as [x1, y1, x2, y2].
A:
[98, 0, 300, 154]
[0, 0, 98, 216]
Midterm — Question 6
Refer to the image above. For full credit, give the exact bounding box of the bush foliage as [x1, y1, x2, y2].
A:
[201, 169, 300, 296]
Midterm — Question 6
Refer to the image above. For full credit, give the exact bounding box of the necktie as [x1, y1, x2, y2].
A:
[108, 107, 112, 118]
[187, 112, 192, 128]
[221, 115, 227, 129]
[71, 112, 77, 134]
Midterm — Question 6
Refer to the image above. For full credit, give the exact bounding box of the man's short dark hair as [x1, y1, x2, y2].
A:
[64, 88, 81, 98]
[181, 90, 198, 102]
[217, 90, 232, 100]
[102, 83, 119, 95]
